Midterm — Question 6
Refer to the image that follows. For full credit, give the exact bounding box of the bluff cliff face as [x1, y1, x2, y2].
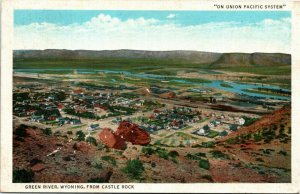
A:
[13, 49, 291, 68]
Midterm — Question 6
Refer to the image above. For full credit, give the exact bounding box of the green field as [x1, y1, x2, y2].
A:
[14, 57, 291, 76]
[14, 57, 291, 90]
[242, 89, 291, 97]
[218, 66, 291, 75]
[220, 83, 233, 88]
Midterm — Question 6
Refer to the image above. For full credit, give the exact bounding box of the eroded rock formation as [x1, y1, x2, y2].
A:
[98, 128, 127, 150]
[116, 121, 151, 146]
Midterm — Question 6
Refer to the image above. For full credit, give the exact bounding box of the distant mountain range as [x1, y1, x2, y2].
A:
[13, 49, 291, 68]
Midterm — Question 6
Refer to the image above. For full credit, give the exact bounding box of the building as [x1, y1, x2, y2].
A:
[87, 124, 100, 131]
[238, 118, 246, 125]
[31, 115, 45, 123]
[70, 118, 81, 125]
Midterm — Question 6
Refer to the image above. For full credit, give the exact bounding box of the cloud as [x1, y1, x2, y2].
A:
[166, 14, 176, 19]
[14, 14, 291, 53]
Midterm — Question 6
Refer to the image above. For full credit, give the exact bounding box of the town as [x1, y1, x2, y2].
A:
[13, 76, 264, 149]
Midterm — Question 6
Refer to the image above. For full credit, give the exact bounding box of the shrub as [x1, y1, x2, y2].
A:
[202, 174, 213, 182]
[153, 140, 162, 146]
[279, 124, 285, 133]
[226, 137, 238, 144]
[207, 130, 219, 138]
[278, 150, 288, 156]
[276, 133, 288, 139]
[210, 150, 230, 160]
[242, 116, 257, 126]
[114, 150, 123, 156]
[15, 124, 28, 137]
[86, 136, 97, 146]
[253, 133, 262, 142]
[179, 142, 185, 147]
[229, 124, 238, 131]
[87, 177, 106, 183]
[199, 159, 210, 170]
[201, 141, 215, 148]
[156, 148, 169, 160]
[203, 125, 210, 131]
[122, 159, 144, 180]
[241, 133, 251, 140]
[262, 127, 276, 142]
[141, 146, 155, 156]
[41, 128, 52, 136]
[168, 150, 179, 158]
[76, 130, 85, 141]
[101, 156, 117, 166]
[186, 153, 199, 160]
[94, 162, 103, 169]
[13, 169, 34, 183]
[168, 150, 179, 164]
[185, 152, 206, 161]
[97, 142, 108, 150]
[191, 144, 202, 148]
[262, 149, 271, 155]
[65, 166, 82, 176]
[91, 158, 103, 169]
[195, 152, 206, 157]
[171, 157, 178, 164]
[54, 131, 61, 136]
[219, 130, 228, 136]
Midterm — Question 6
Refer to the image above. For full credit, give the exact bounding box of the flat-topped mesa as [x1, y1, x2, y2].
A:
[98, 128, 127, 150]
[116, 121, 151, 146]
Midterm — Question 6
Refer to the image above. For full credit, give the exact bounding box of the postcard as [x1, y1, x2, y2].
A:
[1, 0, 300, 193]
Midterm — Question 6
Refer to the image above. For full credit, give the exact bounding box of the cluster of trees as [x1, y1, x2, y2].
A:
[13, 92, 30, 102]
[76, 130, 97, 146]
[118, 92, 139, 99]
[64, 108, 98, 119]
[143, 100, 165, 109]
[122, 159, 144, 180]
[35, 109, 61, 119]
[13, 169, 34, 183]
[242, 116, 257, 126]
[256, 87, 291, 96]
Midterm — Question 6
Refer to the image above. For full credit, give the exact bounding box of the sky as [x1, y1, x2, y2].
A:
[14, 10, 291, 53]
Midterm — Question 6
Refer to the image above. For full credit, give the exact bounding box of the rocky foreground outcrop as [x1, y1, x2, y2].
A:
[116, 121, 151, 146]
[98, 121, 151, 150]
[98, 128, 127, 150]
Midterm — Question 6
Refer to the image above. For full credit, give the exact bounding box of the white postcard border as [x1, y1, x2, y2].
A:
[1, 0, 300, 193]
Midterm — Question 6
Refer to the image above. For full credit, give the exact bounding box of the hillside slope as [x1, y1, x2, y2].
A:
[209, 105, 291, 182]
[218, 105, 291, 142]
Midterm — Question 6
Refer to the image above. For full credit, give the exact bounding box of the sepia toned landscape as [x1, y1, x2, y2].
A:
[13, 49, 291, 183]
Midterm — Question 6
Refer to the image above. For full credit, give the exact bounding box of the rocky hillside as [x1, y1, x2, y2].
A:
[210, 105, 291, 182]
[218, 105, 291, 142]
